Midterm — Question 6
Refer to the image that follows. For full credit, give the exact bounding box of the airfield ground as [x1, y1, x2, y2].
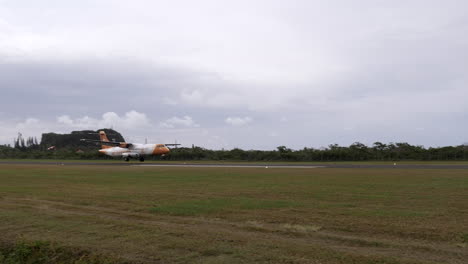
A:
[0, 164, 467, 263]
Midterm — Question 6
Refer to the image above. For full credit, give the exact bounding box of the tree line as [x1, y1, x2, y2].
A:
[1, 140, 468, 161]
[13, 133, 40, 150]
[165, 142, 468, 161]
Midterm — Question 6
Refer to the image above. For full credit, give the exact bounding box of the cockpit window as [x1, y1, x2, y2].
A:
[156, 144, 165, 148]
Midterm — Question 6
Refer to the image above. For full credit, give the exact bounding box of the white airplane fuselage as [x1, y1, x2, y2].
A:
[99, 143, 170, 158]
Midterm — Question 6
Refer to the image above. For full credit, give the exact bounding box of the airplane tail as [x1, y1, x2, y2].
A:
[99, 131, 112, 149]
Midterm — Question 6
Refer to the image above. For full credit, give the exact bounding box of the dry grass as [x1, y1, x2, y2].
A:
[0, 164, 467, 263]
[281, 223, 322, 233]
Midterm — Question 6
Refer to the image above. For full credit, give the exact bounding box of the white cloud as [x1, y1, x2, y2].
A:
[16, 118, 40, 129]
[159, 116, 199, 129]
[118, 111, 151, 128]
[57, 110, 150, 130]
[0, 118, 48, 146]
[225, 117, 253, 127]
[180, 89, 204, 104]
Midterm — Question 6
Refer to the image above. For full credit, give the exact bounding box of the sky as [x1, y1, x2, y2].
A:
[0, 0, 467, 149]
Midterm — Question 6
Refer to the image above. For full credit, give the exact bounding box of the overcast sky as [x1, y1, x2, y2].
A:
[0, 0, 467, 149]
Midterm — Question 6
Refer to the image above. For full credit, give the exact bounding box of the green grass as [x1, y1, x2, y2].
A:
[2, 158, 468, 165]
[0, 164, 467, 263]
[461, 233, 468, 243]
[150, 198, 298, 216]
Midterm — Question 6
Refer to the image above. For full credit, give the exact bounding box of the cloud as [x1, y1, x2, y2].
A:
[57, 115, 73, 125]
[225, 117, 253, 127]
[16, 118, 40, 129]
[0, 117, 49, 146]
[57, 110, 150, 130]
[162, 97, 178, 105]
[159, 116, 199, 129]
[180, 89, 204, 105]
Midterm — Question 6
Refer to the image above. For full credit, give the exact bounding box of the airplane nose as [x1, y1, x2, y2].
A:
[99, 149, 106, 153]
[164, 147, 170, 154]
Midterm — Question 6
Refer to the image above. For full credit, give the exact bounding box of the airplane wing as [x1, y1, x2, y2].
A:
[164, 144, 182, 147]
[80, 139, 133, 147]
[80, 139, 119, 145]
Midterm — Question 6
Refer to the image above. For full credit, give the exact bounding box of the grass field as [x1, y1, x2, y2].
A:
[3, 158, 468, 165]
[0, 164, 467, 263]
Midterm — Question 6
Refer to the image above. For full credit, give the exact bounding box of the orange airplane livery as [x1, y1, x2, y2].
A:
[81, 131, 180, 162]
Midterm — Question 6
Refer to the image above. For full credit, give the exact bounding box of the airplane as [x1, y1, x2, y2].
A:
[81, 131, 180, 162]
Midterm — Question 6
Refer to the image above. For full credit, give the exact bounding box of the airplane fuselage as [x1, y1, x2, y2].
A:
[99, 143, 170, 158]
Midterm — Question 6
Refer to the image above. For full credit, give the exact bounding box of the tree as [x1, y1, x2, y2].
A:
[372, 142, 387, 160]
[349, 142, 369, 160]
[277, 146, 291, 153]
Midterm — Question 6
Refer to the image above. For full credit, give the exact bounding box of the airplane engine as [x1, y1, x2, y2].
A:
[119, 143, 130, 148]
[122, 152, 140, 159]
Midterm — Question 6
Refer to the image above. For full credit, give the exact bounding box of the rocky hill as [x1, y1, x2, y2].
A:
[40, 129, 125, 150]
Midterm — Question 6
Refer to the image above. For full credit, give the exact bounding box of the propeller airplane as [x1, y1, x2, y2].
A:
[81, 131, 180, 162]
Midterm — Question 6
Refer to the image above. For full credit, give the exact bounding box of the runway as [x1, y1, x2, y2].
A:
[1, 160, 468, 169]
[134, 164, 326, 169]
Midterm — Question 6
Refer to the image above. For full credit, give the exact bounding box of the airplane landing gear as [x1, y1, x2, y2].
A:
[124, 157, 130, 162]
[139, 157, 145, 162]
